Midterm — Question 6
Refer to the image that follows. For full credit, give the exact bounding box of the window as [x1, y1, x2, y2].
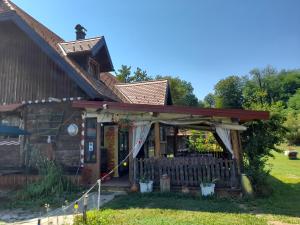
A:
[160, 126, 167, 142]
[0, 115, 21, 127]
[88, 58, 100, 79]
[84, 118, 97, 163]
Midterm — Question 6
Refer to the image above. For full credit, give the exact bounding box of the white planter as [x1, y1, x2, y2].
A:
[139, 181, 153, 193]
[200, 183, 215, 196]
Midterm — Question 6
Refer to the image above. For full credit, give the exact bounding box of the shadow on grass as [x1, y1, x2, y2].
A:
[102, 175, 300, 218]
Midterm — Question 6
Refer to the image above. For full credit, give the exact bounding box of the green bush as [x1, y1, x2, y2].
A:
[188, 131, 222, 152]
[73, 210, 110, 225]
[16, 151, 78, 206]
[241, 113, 287, 196]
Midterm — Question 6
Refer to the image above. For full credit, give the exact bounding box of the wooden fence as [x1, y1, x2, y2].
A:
[0, 174, 81, 189]
[135, 157, 239, 188]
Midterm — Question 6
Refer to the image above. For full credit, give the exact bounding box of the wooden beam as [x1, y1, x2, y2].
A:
[231, 130, 243, 175]
[96, 122, 101, 181]
[177, 125, 214, 131]
[73, 100, 270, 121]
[173, 127, 178, 157]
[128, 126, 134, 184]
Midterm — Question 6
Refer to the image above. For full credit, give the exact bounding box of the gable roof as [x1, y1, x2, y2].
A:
[115, 80, 171, 105]
[59, 37, 102, 55]
[99, 73, 172, 105]
[0, 0, 119, 102]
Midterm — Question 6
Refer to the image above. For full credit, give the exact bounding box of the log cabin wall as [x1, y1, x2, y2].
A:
[24, 102, 83, 171]
[0, 20, 87, 104]
[0, 111, 23, 169]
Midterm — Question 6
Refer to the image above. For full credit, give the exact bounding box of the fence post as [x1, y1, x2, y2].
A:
[97, 179, 101, 210]
[83, 194, 88, 223]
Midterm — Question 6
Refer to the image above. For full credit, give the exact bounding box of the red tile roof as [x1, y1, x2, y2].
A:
[99, 73, 171, 105]
[115, 80, 169, 105]
[0, 0, 119, 101]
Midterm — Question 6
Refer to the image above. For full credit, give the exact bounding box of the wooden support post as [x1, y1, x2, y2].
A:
[96, 122, 101, 180]
[237, 131, 244, 173]
[173, 127, 178, 157]
[154, 122, 161, 158]
[128, 126, 134, 184]
[231, 130, 243, 175]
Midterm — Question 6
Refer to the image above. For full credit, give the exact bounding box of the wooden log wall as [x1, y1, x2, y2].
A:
[25, 102, 83, 169]
[0, 174, 82, 189]
[136, 157, 239, 189]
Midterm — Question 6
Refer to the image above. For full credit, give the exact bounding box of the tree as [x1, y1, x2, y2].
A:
[287, 89, 300, 111]
[132, 67, 152, 82]
[198, 100, 205, 108]
[116, 65, 132, 83]
[241, 111, 287, 196]
[155, 75, 199, 106]
[243, 68, 300, 108]
[204, 93, 215, 108]
[116, 65, 152, 83]
[214, 76, 243, 108]
[285, 89, 300, 145]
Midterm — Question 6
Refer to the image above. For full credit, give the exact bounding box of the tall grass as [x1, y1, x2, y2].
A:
[16, 149, 80, 207]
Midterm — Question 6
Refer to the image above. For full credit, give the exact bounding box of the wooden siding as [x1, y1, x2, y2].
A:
[0, 20, 87, 104]
[0, 142, 21, 168]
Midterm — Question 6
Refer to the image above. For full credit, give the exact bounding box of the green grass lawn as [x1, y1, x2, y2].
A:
[73, 148, 299, 225]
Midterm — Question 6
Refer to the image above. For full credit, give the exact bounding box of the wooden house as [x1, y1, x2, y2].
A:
[0, 0, 269, 191]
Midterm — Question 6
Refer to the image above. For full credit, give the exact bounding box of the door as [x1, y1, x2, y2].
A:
[118, 130, 129, 176]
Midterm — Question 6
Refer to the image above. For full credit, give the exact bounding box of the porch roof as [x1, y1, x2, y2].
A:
[0, 103, 23, 112]
[72, 100, 269, 122]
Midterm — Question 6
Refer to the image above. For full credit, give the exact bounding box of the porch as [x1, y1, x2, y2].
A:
[73, 100, 269, 192]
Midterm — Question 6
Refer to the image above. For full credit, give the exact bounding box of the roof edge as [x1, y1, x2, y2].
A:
[72, 100, 270, 122]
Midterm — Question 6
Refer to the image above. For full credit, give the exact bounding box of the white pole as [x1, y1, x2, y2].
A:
[97, 179, 101, 210]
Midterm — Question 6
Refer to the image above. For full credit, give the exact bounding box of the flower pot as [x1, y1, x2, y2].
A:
[200, 183, 215, 196]
[139, 181, 153, 193]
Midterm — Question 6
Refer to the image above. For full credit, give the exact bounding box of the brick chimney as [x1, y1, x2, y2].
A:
[75, 24, 87, 40]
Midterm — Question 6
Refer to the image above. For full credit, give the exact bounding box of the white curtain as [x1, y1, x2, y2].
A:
[132, 121, 153, 158]
[215, 127, 234, 158]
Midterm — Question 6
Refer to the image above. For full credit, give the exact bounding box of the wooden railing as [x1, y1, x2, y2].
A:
[135, 157, 239, 188]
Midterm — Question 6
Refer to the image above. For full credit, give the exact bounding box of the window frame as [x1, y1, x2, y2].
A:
[84, 118, 97, 163]
[88, 57, 100, 79]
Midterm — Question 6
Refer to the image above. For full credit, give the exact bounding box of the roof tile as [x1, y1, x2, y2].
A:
[115, 80, 169, 105]
[59, 37, 102, 55]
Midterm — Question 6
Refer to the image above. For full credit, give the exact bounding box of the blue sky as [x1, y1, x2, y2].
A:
[14, 0, 300, 100]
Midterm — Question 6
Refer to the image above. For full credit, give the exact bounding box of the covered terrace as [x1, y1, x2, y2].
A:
[73, 101, 269, 190]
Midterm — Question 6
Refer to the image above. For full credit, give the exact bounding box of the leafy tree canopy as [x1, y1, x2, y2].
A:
[155, 75, 199, 106]
[287, 89, 300, 112]
[116, 65, 152, 83]
[214, 76, 243, 108]
[204, 93, 215, 108]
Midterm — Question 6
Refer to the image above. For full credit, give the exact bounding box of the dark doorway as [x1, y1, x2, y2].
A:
[118, 130, 129, 176]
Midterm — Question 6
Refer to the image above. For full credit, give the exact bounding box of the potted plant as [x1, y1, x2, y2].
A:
[200, 178, 217, 196]
[139, 175, 153, 193]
